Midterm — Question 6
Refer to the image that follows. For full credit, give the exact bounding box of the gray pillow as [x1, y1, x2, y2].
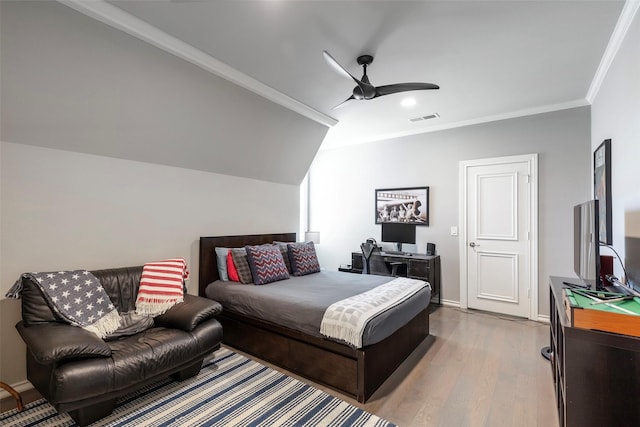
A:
[273, 242, 293, 274]
[214, 247, 229, 281]
[231, 248, 254, 284]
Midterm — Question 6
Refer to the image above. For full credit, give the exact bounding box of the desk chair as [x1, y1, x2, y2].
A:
[360, 243, 401, 276]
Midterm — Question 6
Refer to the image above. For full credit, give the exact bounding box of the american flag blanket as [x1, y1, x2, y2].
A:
[320, 277, 430, 348]
[6, 270, 121, 339]
[135, 258, 188, 317]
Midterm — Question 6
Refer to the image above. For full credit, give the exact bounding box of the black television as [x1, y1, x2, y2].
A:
[381, 222, 416, 252]
[625, 207, 640, 293]
[574, 200, 601, 289]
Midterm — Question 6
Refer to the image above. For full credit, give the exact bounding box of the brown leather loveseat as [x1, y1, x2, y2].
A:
[14, 265, 223, 426]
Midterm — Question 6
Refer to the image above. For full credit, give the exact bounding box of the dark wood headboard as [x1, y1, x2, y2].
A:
[198, 232, 297, 296]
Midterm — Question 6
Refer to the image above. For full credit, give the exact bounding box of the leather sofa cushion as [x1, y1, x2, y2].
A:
[104, 311, 154, 341]
[45, 321, 223, 403]
[154, 294, 222, 331]
[92, 266, 144, 313]
[110, 327, 198, 389]
[20, 276, 64, 324]
[21, 266, 145, 325]
[31, 356, 115, 405]
[17, 322, 111, 363]
[21, 265, 188, 325]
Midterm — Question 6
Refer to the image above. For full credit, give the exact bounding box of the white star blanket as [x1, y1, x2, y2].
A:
[320, 277, 430, 348]
[7, 270, 121, 339]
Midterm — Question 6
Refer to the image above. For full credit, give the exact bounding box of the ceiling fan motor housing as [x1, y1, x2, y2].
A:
[354, 55, 375, 99]
[353, 85, 376, 100]
[357, 55, 374, 66]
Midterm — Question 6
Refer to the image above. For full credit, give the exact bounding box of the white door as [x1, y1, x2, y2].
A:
[460, 154, 538, 319]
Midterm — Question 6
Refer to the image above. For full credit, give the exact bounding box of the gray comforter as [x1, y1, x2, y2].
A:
[205, 270, 431, 348]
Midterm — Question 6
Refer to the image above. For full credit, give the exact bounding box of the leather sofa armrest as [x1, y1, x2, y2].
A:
[16, 321, 111, 364]
[154, 294, 222, 332]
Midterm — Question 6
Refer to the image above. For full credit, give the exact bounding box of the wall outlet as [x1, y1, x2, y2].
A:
[450, 226, 458, 236]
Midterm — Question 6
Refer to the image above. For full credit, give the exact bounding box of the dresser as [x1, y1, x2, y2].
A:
[549, 276, 640, 426]
[346, 251, 441, 304]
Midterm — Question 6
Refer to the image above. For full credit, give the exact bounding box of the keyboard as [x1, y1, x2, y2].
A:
[383, 250, 405, 255]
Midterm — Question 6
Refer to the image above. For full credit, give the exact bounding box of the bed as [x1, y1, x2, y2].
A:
[198, 232, 431, 403]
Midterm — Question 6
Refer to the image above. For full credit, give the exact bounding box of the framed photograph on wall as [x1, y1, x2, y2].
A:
[594, 139, 612, 245]
[375, 187, 429, 225]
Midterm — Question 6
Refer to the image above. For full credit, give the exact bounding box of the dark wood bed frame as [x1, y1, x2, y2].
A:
[198, 233, 430, 403]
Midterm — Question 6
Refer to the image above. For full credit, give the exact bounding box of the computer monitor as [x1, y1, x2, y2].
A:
[381, 223, 416, 252]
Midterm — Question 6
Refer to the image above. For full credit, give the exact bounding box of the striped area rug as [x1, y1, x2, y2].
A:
[0, 347, 395, 426]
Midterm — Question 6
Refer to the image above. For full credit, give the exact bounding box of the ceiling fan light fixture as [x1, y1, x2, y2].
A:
[401, 97, 417, 107]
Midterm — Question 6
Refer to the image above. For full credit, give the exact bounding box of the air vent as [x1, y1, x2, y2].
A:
[409, 113, 440, 122]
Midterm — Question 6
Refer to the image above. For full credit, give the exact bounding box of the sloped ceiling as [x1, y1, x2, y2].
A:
[1, 1, 328, 185]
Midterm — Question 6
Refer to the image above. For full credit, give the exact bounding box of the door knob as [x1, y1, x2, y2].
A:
[469, 242, 480, 248]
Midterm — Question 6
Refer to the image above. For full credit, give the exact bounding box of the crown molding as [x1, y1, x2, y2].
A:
[321, 99, 589, 150]
[586, 0, 640, 103]
[57, 0, 338, 128]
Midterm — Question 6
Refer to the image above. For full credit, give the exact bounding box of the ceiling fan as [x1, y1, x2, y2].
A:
[323, 50, 439, 110]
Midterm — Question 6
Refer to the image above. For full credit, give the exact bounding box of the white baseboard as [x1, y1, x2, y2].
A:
[0, 380, 33, 400]
[536, 314, 550, 324]
[440, 299, 460, 308]
[437, 300, 551, 324]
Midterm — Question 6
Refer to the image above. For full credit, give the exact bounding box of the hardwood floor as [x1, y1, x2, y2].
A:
[1, 307, 558, 426]
[257, 306, 559, 427]
[356, 306, 559, 427]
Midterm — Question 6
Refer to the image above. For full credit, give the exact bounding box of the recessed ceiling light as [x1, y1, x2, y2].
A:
[401, 98, 416, 108]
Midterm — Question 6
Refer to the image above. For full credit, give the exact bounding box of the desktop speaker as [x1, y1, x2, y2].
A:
[352, 253, 363, 271]
[426, 243, 436, 256]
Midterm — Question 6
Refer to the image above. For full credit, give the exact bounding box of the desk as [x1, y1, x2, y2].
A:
[348, 251, 441, 304]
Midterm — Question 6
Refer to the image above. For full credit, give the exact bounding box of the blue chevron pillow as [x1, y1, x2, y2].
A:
[245, 244, 290, 285]
[288, 242, 321, 276]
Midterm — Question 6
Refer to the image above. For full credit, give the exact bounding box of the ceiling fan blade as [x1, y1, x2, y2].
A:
[374, 83, 440, 98]
[323, 51, 357, 81]
[323, 50, 375, 98]
[331, 95, 356, 110]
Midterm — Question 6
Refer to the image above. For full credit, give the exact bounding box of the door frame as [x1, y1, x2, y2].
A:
[459, 153, 539, 320]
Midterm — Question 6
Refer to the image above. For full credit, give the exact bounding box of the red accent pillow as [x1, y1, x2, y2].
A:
[227, 250, 240, 282]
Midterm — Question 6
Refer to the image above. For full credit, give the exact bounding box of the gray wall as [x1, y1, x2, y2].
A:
[0, 142, 300, 387]
[0, 1, 324, 390]
[311, 106, 591, 317]
[591, 11, 640, 274]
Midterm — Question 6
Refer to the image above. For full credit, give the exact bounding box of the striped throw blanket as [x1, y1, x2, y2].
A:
[320, 277, 429, 348]
[136, 258, 188, 317]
